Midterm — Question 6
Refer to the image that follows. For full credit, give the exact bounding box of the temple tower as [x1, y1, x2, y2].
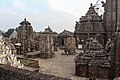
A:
[74, 4, 105, 47]
[17, 18, 34, 54]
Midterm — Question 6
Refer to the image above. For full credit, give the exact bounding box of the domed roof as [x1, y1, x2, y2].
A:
[58, 30, 73, 38]
[42, 26, 53, 34]
[20, 18, 31, 25]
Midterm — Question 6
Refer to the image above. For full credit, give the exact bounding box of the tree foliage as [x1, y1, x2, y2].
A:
[3, 28, 14, 37]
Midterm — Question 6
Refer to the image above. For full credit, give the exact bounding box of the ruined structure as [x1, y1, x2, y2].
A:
[58, 30, 76, 54]
[75, 38, 111, 79]
[17, 18, 35, 54]
[39, 26, 55, 59]
[74, 4, 105, 47]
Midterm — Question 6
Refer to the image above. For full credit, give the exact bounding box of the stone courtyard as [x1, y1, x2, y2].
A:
[35, 50, 86, 80]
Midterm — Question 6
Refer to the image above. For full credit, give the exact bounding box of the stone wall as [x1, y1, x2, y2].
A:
[0, 64, 71, 80]
[75, 64, 111, 79]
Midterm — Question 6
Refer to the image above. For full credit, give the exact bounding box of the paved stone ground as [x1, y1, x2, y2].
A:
[35, 50, 87, 80]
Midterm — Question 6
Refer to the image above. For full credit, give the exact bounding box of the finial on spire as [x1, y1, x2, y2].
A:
[24, 18, 26, 21]
[90, 3, 93, 7]
[48, 26, 50, 28]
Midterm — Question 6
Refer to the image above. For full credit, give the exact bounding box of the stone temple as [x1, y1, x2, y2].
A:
[74, 3, 106, 47]
[39, 26, 55, 59]
[75, 38, 111, 79]
[57, 30, 76, 55]
[74, 0, 120, 79]
[16, 18, 35, 54]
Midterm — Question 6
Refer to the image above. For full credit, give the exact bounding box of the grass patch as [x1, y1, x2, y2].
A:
[20, 59, 30, 65]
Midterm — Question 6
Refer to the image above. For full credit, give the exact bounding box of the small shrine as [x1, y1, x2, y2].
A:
[75, 38, 111, 79]
[39, 26, 55, 59]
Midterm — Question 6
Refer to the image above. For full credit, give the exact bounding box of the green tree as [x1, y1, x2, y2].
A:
[3, 28, 14, 37]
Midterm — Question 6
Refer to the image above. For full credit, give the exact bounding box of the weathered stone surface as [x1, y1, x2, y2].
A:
[24, 51, 40, 58]
[103, 0, 120, 78]
[57, 30, 76, 55]
[16, 18, 35, 54]
[0, 64, 71, 80]
[74, 39, 111, 79]
[39, 27, 55, 59]
[57, 30, 73, 50]
[104, 0, 120, 37]
[74, 4, 105, 46]
[66, 36, 76, 55]
[115, 32, 120, 77]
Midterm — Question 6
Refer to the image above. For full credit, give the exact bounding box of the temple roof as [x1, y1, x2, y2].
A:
[75, 3, 105, 33]
[86, 3, 97, 16]
[42, 26, 53, 34]
[44, 26, 52, 33]
[20, 18, 31, 25]
[58, 30, 73, 38]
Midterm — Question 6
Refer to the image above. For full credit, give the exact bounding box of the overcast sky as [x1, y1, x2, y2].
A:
[0, 0, 105, 32]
